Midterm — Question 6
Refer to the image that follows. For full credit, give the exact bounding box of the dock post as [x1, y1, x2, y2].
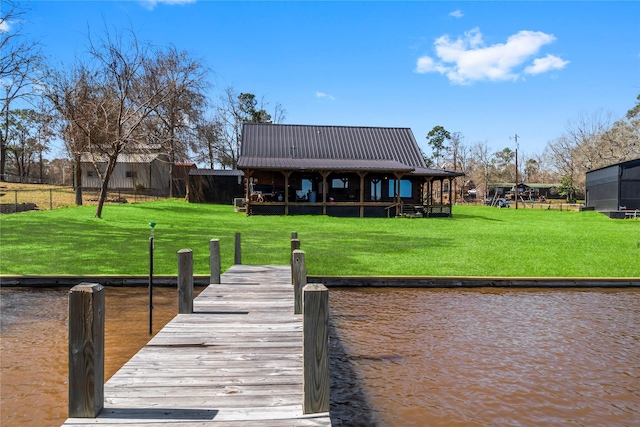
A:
[68, 283, 105, 418]
[291, 238, 300, 264]
[178, 249, 194, 314]
[292, 249, 306, 314]
[302, 283, 330, 414]
[210, 239, 221, 284]
[234, 232, 241, 264]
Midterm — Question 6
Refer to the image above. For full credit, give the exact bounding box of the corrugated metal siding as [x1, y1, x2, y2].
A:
[240, 124, 428, 169]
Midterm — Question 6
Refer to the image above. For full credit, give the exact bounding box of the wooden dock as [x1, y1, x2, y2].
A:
[63, 265, 332, 426]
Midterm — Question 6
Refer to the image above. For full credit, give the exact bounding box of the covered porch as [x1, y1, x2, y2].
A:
[242, 167, 458, 218]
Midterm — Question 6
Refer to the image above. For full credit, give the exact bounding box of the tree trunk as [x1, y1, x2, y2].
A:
[1, 107, 8, 181]
[94, 155, 118, 218]
[74, 154, 83, 206]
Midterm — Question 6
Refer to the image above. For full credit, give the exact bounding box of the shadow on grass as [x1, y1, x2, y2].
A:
[451, 213, 504, 222]
[329, 317, 382, 427]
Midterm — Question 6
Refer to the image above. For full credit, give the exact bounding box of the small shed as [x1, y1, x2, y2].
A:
[187, 169, 245, 204]
[81, 153, 170, 196]
[586, 158, 640, 212]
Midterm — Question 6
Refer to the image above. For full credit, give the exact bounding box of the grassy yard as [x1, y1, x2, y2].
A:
[0, 199, 637, 277]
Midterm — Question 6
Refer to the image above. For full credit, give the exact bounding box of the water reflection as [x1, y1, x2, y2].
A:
[330, 288, 640, 427]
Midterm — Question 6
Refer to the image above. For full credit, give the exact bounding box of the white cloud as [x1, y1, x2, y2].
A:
[449, 10, 464, 19]
[0, 20, 11, 34]
[414, 27, 567, 84]
[141, 0, 196, 10]
[524, 54, 569, 74]
[316, 91, 335, 101]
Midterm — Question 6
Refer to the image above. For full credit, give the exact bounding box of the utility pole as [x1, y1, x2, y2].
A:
[512, 134, 519, 209]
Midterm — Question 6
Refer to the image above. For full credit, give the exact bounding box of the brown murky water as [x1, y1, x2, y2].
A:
[0, 286, 191, 427]
[1, 287, 639, 427]
[330, 288, 640, 427]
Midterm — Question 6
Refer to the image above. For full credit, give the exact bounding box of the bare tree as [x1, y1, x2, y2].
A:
[146, 46, 209, 196]
[46, 28, 170, 217]
[45, 65, 101, 205]
[191, 113, 223, 169]
[471, 141, 494, 200]
[1, 1, 43, 180]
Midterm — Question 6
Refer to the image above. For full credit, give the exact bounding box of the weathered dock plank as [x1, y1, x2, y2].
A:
[62, 265, 331, 426]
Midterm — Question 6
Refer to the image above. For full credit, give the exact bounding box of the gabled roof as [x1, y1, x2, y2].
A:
[238, 124, 462, 176]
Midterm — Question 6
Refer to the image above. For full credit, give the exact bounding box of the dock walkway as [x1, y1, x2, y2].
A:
[63, 265, 332, 426]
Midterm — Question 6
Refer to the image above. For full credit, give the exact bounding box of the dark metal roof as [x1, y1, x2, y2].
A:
[585, 157, 640, 174]
[189, 169, 244, 176]
[238, 124, 428, 171]
[237, 157, 413, 172]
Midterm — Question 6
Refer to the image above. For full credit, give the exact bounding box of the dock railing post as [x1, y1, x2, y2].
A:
[292, 249, 306, 314]
[178, 249, 194, 314]
[290, 238, 300, 265]
[302, 283, 330, 414]
[234, 232, 241, 264]
[68, 283, 105, 418]
[210, 238, 221, 284]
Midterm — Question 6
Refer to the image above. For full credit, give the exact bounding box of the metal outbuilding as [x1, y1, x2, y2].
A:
[586, 158, 640, 215]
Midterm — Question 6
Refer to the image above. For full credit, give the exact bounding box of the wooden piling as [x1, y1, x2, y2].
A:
[302, 283, 330, 414]
[292, 249, 306, 314]
[210, 239, 221, 284]
[234, 233, 241, 265]
[178, 249, 194, 314]
[68, 283, 105, 418]
[291, 238, 300, 264]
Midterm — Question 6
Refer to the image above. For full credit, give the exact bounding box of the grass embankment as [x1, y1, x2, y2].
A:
[0, 199, 637, 277]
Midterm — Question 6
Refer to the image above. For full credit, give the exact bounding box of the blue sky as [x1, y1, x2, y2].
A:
[17, 0, 640, 160]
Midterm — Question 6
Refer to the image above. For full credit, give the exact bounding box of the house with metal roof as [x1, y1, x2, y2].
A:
[237, 124, 463, 217]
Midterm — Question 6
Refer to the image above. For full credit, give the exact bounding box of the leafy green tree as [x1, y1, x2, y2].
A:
[426, 125, 451, 168]
[558, 173, 579, 203]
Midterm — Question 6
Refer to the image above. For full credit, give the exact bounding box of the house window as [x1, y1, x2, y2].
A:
[332, 178, 349, 189]
[87, 170, 94, 178]
[126, 170, 137, 179]
[388, 179, 412, 198]
[370, 178, 381, 201]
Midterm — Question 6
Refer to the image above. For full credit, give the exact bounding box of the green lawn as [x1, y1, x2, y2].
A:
[0, 199, 637, 277]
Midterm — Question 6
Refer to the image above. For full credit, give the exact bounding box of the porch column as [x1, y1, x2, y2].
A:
[448, 177, 453, 209]
[244, 170, 253, 216]
[424, 177, 433, 205]
[283, 171, 291, 215]
[440, 179, 444, 205]
[394, 172, 403, 207]
[320, 171, 330, 215]
[358, 171, 366, 218]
